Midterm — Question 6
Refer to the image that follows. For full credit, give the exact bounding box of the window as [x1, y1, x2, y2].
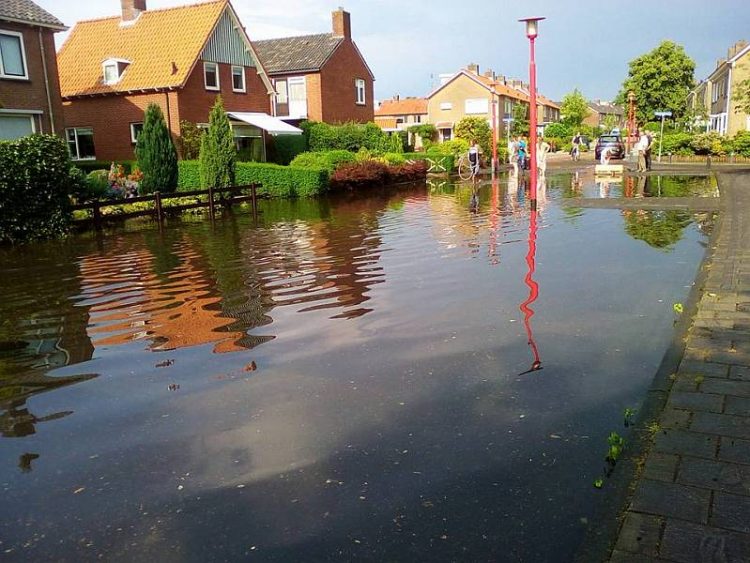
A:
[130, 122, 143, 144]
[204, 62, 219, 91]
[275, 79, 288, 103]
[504, 100, 512, 115]
[415, 114, 422, 123]
[0, 113, 35, 140]
[66, 127, 96, 160]
[440, 102, 452, 110]
[231, 66, 245, 93]
[465, 98, 489, 114]
[355, 78, 366, 105]
[0, 30, 28, 79]
[103, 63, 118, 84]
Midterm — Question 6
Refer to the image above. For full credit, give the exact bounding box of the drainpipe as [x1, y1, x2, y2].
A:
[725, 66, 733, 135]
[38, 27, 56, 134]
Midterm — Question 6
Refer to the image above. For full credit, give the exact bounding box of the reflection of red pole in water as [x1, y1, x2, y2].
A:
[519, 208, 542, 374]
[488, 175, 500, 264]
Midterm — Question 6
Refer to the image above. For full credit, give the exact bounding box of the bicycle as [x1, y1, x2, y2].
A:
[457, 154, 480, 181]
[570, 144, 580, 161]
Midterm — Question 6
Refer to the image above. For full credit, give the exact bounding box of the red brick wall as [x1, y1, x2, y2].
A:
[319, 41, 374, 124]
[0, 21, 64, 135]
[268, 72, 323, 121]
[63, 92, 176, 162]
[62, 61, 271, 162]
[177, 60, 271, 125]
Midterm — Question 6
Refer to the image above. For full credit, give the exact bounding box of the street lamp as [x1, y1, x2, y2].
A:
[519, 17, 545, 209]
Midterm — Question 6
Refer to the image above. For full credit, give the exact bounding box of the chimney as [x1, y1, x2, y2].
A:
[332, 8, 351, 40]
[728, 40, 748, 59]
[483, 69, 495, 80]
[467, 63, 479, 75]
[394, 94, 399, 101]
[496, 74, 506, 84]
[121, 0, 146, 21]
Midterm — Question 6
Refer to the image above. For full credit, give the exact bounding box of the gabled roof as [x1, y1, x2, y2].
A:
[537, 94, 559, 110]
[588, 101, 624, 116]
[0, 0, 66, 30]
[254, 33, 344, 74]
[376, 98, 428, 116]
[427, 70, 529, 102]
[58, 0, 273, 98]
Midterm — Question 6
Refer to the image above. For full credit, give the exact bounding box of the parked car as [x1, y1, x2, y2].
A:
[595, 134, 625, 160]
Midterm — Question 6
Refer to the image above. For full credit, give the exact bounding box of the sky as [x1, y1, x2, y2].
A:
[34, 0, 750, 103]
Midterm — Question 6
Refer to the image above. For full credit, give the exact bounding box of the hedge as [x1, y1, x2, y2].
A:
[289, 150, 357, 172]
[0, 134, 74, 243]
[306, 121, 389, 152]
[178, 160, 328, 197]
[272, 135, 308, 165]
[73, 160, 136, 174]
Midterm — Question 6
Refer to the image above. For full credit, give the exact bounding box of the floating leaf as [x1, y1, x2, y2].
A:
[673, 303, 684, 314]
[593, 478, 604, 489]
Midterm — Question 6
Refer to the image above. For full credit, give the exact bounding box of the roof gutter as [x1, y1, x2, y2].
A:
[0, 16, 67, 31]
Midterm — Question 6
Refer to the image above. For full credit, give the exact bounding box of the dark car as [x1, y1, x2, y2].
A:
[595, 134, 625, 160]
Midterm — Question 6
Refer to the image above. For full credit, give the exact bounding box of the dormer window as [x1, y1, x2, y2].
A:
[102, 58, 130, 85]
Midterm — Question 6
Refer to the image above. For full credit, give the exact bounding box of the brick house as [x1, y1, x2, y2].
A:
[690, 40, 750, 136]
[0, 0, 66, 140]
[57, 0, 280, 162]
[583, 100, 625, 130]
[253, 9, 375, 124]
[426, 65, 530, 143]
[374, 96, 427, 147]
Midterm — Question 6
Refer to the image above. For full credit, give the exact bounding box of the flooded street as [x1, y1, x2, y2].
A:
[0, 172, 715, 561]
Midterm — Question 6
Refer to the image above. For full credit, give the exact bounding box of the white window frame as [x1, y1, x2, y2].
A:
[440, 102, 453, 110]
[66, 127, 96, 161]
[204, 61, 220, 91]
[465, 98, 489, 114]
[0, 30, 29, 80]
[355, 78, 366, 105]
[101, 58, 130, 85]
[130, 122, 143, 144]
[0, 111, 36, 139]
[231, 65, 246, 93]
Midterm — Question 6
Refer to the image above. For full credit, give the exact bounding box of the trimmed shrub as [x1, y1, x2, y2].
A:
[329, 160, 427, 190]
[290, 150, 357, 172]
[136, 103, 178, 193]
[177, 160, 327, 198]
[0, 134, 74, 243]
[382, 152, 406, 165]
[273, 134, 308, 165]
[236, 163, 328, 197]
[200, 96, 236, 188]
[733, 131, 750, 157]
[307, 121, 390, 152]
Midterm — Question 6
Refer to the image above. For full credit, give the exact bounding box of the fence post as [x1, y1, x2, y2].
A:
[707, 155, 712, 169]
[208, 185, 216, 220]
[154, 191, 164, 224]
[251, 183, 258, 220]
[92, 200, 102, 231]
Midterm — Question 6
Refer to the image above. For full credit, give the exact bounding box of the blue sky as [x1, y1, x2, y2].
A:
[37, 0, 750, 102]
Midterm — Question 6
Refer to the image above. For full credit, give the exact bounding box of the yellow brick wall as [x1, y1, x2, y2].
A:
[427, 75, 492, 137]
[729, 56, 750, 135]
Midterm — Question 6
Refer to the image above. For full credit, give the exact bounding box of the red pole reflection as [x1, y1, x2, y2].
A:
[519, 207, 542, 374]
[488, 174, 500, 264]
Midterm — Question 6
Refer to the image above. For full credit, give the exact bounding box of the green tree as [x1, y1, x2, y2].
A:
[732, 65, 750, 114]
[136, 103, 178, 194]
[454, 116, 492, 156]
[199, 96, 236, 188]
[511, 103, 529, 136]
[616, 40, 695, 124]
[560, 88, 591, 127]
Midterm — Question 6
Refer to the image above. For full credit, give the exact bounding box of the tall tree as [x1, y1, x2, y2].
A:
[732, 66, 750, 114]
[510, 103, 529, 136]
[454, 116, 492, 156]
[616, 41, 695, 124]
[560, 88, 591, 127]
[136, 103, 178, 194]
[200, 96, 236, 188]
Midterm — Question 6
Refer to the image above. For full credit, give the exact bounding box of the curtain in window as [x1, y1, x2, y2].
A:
[0, 34, 24, 76]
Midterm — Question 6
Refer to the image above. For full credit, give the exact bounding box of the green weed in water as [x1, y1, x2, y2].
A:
[673, 303, 684, 314]
[623, 407, 636, 427]
[593, 478, 604, 489]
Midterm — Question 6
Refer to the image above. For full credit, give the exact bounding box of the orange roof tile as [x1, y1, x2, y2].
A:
[58, 0, 227, 97]
[537, 94, 560, 109]
[375, 98, 427, 116]
[374, 117, 399, 129]
[464, 72, 529, 102]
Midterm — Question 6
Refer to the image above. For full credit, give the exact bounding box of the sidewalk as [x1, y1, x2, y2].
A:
[608, 170, 750, 562]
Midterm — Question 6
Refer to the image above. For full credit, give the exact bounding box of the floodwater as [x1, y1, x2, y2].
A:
[0, 171, 715, 562]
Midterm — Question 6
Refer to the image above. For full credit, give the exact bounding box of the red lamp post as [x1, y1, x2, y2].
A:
[519, 17, 545, 209]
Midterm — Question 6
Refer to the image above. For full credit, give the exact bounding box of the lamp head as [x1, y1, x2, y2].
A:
[519, 17, 545, 39]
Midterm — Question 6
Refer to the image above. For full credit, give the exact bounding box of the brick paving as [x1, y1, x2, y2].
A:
[609, 170, 750, 562]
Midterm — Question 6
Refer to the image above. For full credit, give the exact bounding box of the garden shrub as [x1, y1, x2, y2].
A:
[403, 152, 455, 173]
[381, 152, 406, 165]
[0, 134, 74, 243]
[290, 150, 356, 172]
[454, 116, 492, 156]
[543, 122, 572, 139]
[732, 131, 750, 157]
[86, 170, 111, 199]
[273, 135, 308, 165]
[690, 132, 726, 155]
[200, 96, 236, 188]
[178, 120, 204, 160]
[429, 138, 469, 160]
[329, 160, 427, 190]
[307, 121, 390, 152]
[177, 160, 327, 197]
[74, 160, 135, 174]
[660, 132, 694, 155]
[136, 103, 178, 194]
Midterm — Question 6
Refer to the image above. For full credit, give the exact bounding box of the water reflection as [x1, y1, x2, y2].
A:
[519, 177, 543, 374]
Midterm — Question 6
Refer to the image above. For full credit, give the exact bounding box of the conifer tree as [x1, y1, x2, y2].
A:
[199, 96, 236, 188]
[136, 103, 178, 193]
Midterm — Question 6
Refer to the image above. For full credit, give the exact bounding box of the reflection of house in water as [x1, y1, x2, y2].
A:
[79, 236, 267, 353]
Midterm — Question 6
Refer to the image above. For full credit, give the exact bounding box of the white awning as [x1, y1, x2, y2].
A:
[227, 112, 303, 136]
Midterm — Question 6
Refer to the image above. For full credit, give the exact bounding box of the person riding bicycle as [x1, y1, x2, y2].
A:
[468, 140, 481, 177]
[571, 132, 582, 161]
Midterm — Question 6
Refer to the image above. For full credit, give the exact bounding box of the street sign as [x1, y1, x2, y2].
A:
[654, 111, 673, 117]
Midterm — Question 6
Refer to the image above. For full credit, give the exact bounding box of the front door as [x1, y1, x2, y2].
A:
[288, 77, 307, 119]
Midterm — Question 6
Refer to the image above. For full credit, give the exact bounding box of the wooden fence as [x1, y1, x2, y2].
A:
[71, 184, 260, 230]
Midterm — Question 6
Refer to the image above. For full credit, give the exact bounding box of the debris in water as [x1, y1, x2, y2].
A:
[156, 359, 174, 368]
[244, 361, 258, 372]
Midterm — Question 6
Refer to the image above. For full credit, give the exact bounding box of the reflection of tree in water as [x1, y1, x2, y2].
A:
[622, 210, 693, 250]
